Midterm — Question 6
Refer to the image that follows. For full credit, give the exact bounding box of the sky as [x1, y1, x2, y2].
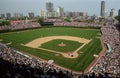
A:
[0, 0, 120, 16]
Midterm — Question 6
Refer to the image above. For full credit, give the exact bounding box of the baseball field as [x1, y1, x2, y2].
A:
[0, 27, 102, 72]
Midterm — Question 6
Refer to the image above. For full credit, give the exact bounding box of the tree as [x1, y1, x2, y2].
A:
[0, 20, 10, 26]
[35, 16, 44, 23]
[64, 17, 72, 22]
[115, 16, 120, 23]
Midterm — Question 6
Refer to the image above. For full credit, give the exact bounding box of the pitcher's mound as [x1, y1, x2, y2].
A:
[58, 42, 66, 47]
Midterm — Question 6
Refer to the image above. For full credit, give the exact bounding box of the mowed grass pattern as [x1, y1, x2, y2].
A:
[40, 39, 83, 52]
[0, 27, 102, 71]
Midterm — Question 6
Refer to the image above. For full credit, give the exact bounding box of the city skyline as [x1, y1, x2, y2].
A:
[0, 0, 120, 16]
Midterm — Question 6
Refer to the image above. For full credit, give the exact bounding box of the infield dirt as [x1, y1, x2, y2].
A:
[24, 36, 91, 58]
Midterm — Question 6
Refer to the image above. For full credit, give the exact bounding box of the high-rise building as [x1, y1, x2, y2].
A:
[65, 12, 73, 17]
[6, 13, 11, 18]
[118, 9, 120, 16]
[0, 14, 5, 18]
[28, 12, 34, 19]
[40, 10, 58, 18]
[101, 1, 105, 17]
[46, 2, 54, 12]
[65, 12, 87, 18]
[47, 11, 58, 17]
[40, 10, 48, 18]
[14, 13, 23, 18]
[109, 9, 114, 17]
[57, 6, 64, 17]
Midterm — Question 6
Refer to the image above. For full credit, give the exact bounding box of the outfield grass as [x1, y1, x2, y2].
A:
[0, 27, 102, 72]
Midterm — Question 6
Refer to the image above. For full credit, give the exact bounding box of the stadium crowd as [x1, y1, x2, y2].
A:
[0, 42, 112, 78]
[0, 22, 40, 31]
[44, 17, 63, 22]
[42, 17, 102, 27]
[91, 25, 120, 77]
[54, 22, 102, 27]
[0, 23, 120, 78]
[0, 43, 73, 78]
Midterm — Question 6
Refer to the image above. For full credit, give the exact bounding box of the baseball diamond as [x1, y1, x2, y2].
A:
[0, 27, 102, 72]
